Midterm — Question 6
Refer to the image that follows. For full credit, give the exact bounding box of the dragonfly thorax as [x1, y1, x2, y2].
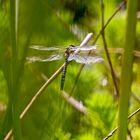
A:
[65, 45, 76, 58]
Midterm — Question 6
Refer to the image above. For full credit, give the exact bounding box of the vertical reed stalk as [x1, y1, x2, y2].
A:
[9, 0, 22, 139]
[117, 0, 138, 139]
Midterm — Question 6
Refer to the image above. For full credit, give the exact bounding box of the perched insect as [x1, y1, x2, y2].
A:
[27, 45, 103, 90]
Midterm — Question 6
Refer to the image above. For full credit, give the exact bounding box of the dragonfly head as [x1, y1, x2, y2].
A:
[69, 44, 75, 48]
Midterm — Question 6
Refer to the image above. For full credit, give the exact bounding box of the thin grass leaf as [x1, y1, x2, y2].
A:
[9, 0, 22, 139]
[117, 0, 138, 139]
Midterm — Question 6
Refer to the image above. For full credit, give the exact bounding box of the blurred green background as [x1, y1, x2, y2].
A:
[0, 0, 140, 139]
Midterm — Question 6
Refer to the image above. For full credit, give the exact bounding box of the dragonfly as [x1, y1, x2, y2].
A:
[27, 44, 104, 90]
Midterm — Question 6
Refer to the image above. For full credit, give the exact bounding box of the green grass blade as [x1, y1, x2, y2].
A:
[117, 0, 138, 139]
[9, 0, 22, 139]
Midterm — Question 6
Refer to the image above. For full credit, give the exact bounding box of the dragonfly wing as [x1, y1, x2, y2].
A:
[77, 45, 97, 51]
[68, 54, 103, 64]
[30, 45, 64, 51]
[27, 54, 63, 63]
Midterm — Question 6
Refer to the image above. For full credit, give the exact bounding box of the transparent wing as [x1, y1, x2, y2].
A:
[30, 45, 97, 51]
[28, 44, 100, 64]
[68, 45, 97, 52]
[68, 54, 103, 64]
[30, 45, 64, 51]
[27, 54, 64, 63]
[75, 45, 97, 51]
[30, 45, 97, 52]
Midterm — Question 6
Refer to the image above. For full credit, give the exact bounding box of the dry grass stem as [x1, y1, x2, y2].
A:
[103, 108, 140, 140]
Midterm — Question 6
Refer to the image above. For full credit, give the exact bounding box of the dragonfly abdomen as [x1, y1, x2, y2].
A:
[60, 59, 68, 90]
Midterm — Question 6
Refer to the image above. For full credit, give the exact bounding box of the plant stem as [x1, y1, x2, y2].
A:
[117, 0, 138, 139]
[9, 0, 22, 139]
